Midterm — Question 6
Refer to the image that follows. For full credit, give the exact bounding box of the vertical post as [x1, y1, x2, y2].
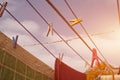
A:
[118, 66, 120, 74]
[117, 0, 120, 26]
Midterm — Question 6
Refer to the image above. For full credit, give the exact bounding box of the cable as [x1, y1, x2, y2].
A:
[64, 0, 109, 66]
[26, 0, 90, 65]
[0, 3, 56, 59]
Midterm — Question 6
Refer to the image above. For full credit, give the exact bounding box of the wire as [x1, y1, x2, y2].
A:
[54, 30, 90, 65]
[0, 3, 56, 59]
[46, 1, 115, 77]
[64, 1, 117, 74]
[64, 0, 109, 66]
[26, 0, 90, 65]
[46, 0, 108, 66]
[46, 0, 92, 52]
[26, 0, 49, 24]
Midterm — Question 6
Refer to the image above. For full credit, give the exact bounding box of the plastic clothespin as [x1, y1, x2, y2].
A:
[59, 53, 64, 61]
[0, 2, 7, 17]
[46, 23, 53, 37]
[69, 18, 82, 26]
[12, 35, 18, 49]
[85, 61, 89, 68]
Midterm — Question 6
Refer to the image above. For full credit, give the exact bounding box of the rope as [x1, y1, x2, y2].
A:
[22, 30, 114, 46]
[26, 0, 90, 65]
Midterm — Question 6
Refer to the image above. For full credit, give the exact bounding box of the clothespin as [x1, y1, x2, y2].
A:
[69, 18, 82, 26]
[0, 2, 7, 17]
[85, 61, 89, 68]
[46, 23, 53, 37]
[59, 53, 64, 61]
[12, 35, 18, 49]
[118, 66, 120, 74]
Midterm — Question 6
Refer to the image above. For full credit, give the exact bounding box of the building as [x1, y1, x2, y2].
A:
[0, 31, 54, 80]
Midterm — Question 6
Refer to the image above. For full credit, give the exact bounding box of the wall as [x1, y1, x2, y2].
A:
[0, 32, 54, 80]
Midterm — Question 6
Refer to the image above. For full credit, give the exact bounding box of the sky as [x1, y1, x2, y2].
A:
[0, 0, 120, 72]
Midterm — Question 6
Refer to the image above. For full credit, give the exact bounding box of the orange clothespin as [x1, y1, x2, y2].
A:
[69, 18, 82, 26]
[118, 66, 120, 74]
[12, 35, 18, 49]
[0, 2, 7, 17]
[46, 23, 53, 37]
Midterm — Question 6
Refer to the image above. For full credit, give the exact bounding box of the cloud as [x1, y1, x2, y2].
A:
[1, 17, 120, 72]
[29, 30, 120, 72]
[0, 18, 41, 35]
[0, 0, 120, 72]
[0, 18, 23, 34]
[5, 0, 24, 12]
[17, 31, 89, 72]
[21, 20, 41, 33]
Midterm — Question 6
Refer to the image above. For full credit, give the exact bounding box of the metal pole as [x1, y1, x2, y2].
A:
[117, 0, 120, 26]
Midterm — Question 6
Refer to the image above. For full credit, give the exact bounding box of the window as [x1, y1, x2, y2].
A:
[3, 53, 16, 69]
[26, 66, 35, 79]
[15, 73, 25, 80]
[0, 67, 14, 80]
[16, 60, 26, 75]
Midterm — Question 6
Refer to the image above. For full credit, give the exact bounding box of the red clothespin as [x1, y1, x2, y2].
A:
[12, 35, 18, 49]
[91, 48, 100, 68]
[0, 2, 7, 17]
[46, 23, 53, 37]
